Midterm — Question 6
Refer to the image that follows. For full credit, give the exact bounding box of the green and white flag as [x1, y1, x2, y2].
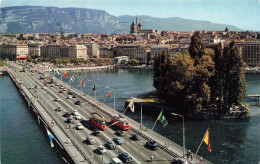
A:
[157, 111, 168, 127]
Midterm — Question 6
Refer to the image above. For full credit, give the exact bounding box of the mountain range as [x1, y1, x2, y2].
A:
[0, 6, 242, 34]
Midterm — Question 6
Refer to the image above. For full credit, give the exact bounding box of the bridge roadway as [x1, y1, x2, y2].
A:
[6, 62, 211, 164]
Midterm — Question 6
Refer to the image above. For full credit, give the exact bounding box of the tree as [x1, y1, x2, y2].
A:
[128, 59, 139, 66]
[189, 31, 205, 65]
[211, 42, 246, 114]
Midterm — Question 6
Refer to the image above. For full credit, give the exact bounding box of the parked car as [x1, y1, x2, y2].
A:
[60, 86, 64, 89]
[118, 152, 133, 163]
[131, 134, 140, 141]
[96, 145, 107, 155]
[74, 100, 81, 105]
[55, 83, 59, 86]
[59, 90, 64, 93]
[68, 91, 73, 95]
[63, 88, 67, 91]
[115, 130, 124, 137]
[86, 137, 95, 145]
[67, 95, 73, 99]
[76, 123, 84, 130]
[105, 140, 117, 150]
[113, 137, 124, 145]
[146, 141, 159, 150]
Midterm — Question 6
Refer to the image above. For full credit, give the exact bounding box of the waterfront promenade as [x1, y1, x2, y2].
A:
[5, 62, 212, 164]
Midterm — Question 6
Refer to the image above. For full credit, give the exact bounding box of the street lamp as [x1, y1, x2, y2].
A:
[171, 113, 185, 158]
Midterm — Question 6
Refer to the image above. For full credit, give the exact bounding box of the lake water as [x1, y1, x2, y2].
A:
[1, 69, 259, 163]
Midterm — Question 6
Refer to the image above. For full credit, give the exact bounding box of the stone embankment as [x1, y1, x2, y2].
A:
[245, 67, 260, 73]
[45, 65, 114, 72]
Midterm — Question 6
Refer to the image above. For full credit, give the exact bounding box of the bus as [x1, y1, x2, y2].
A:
[111, 114, 130, 130]
[89, 112, 106, 130]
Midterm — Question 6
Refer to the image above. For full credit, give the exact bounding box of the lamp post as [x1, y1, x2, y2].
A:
[171, 113, 185, 158]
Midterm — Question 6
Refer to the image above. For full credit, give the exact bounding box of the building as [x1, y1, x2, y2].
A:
[85, 42, 100, 58]
[114, 56, 129, 64]
[41, 44, 61, 59]
[68, 44, 88, 60]
[100, 47, 114, 58]
[150, 46, 169, 61]
[236, 41, 260, 66]
[28, 43, 41, 57]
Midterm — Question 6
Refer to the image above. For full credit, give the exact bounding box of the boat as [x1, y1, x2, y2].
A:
[89, 112, 106, 130]
[111, 114, 130, 130]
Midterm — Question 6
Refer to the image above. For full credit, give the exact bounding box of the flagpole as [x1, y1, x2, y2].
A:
[195, 128, 209, 156]
[151, 109, 163, 130]
[122, 102, 130, 114]
[141, 102, 143, 131]
[113, 91, 115, 114]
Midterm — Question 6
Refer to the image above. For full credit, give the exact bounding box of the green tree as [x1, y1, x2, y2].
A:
[128, 59, 139, 66]
[211, 42, 246, 113]
[189, 31, 205, 65]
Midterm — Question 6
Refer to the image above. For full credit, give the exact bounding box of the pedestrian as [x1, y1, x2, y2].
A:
[150, 155, 153, 162]
[188, 150, 191, 160]
[190, 152, 193, 161]
[200, 156, 203, 164]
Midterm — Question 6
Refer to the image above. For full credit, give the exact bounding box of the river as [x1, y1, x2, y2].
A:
[1, 69, 259, 163]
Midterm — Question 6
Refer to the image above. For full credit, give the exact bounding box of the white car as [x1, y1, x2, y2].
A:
[60, 86, 64, 89]
[42, 86, 47, 90]
[96, 145, 107, 155]
[67, 95, 73, 99]
[55, 83, 59, 86]
[76, 123, 84, 130]
[75, 114, 81, 120]
[55, 97, 61, 102]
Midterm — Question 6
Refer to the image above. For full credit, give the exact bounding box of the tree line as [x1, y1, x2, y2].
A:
[153, 31, 246, 117]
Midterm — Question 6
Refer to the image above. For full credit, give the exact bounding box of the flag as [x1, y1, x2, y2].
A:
[46, 128, 54, 147]
[52, 68, 54, 72]
[157, 111, 168, 127]
[203, 129, 212, 152]
[133, 16, 134, 20]
[107, 91, 111, 97]
[28, 101, 31, 108]
[63, 72, 67, 78]
[128, 100, 134, 112]
[70, 76, 75, 82]
[81, 79, 85, 87]
[140, 17, 142, 21]
[56, 70, 60, 75]
[92, 84, 96, 91]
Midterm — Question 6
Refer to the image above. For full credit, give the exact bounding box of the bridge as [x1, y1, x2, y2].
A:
[5, 62, 212, 164]
[245, 94, 260, 102]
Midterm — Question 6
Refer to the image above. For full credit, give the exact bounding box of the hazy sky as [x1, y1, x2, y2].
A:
[1, 0, 260, 31]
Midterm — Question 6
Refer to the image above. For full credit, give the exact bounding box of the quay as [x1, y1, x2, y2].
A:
[5, 61, 212, 164]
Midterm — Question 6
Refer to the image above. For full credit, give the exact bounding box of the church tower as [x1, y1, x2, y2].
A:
[130, 16, 142, 34]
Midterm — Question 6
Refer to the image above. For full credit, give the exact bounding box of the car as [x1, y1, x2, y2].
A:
[146, 141, 159, 150]
[40, 75, 45, 79]
[86, 137, 95, 145]
[60, 86, 64, 89]
[55, 83, 59, 86]
[92, 130, 101, 137]
[118, 152, 133, 163]
[75, 114, 81, 120]
[72, 94, 77, 98]
[172, 158, 188, 164]
[66, 117, 74, 124]
[110, 157, 123, 164]
[113, 137, 124, 145]
[105, 140, 117, 150]
[75, 123, 84, 130]
[63, 88, 67, 91]
[68, 91, 73, 95]
[55, 97, 61, 102]
[59, 90, 64, 93]
[67, 95, 73, 99]
[131, 134, 140, 141]
[50, 84, 55, 87]
[63, 112, 71, 117]
[34, 85, 38, 89]
[75, 100, 81, 105]
[96, 145, 107, 155]
[115, 130, 124, 137]
[42, 86, 47, 90]
[55, 106, 63, 112]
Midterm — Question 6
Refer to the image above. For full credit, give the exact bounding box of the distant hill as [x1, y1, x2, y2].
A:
[0, 6, 242, 34]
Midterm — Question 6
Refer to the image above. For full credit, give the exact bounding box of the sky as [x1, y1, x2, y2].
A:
[0, 0, 260, 31]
